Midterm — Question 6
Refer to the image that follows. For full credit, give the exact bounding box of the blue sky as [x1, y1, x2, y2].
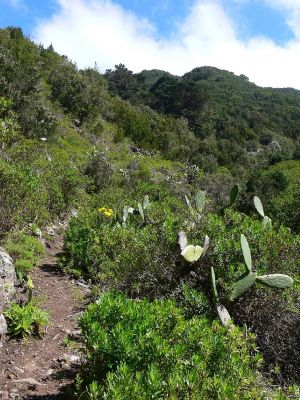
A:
[0, 0, 295, 44]
[1, 0, 300, 88]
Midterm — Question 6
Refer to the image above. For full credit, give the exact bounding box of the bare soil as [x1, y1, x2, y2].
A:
[0, 231, 87, 400]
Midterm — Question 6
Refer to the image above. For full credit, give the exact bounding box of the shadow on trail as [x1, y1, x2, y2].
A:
[25, 368, 79, 400]
[25, 385, 74, 400]
[39, 259, 66, 278]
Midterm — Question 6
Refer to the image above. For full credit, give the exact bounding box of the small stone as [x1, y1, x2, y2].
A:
[14, 367, 24, 374]
[44, 227, 55, 236]
[45, 368, 54, 377]
[0, 314, 8, 337]
[68, 330, 81, 340]
[69, 354, 80, 363]
[61, 362, 72, 371]
[12, 378, 45, 386]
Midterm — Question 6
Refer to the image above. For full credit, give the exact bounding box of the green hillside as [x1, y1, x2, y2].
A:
[0, 27, 299, 399]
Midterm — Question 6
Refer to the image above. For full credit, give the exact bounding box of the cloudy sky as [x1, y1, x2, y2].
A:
[1, 0, 300, 88]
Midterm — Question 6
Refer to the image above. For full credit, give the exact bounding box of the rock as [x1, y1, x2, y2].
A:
[0, 248, 16, 313]
[44, 227, 55, 236]
[12, 378, 45, 386]
[13, 367, 24, 374]
[68, 354, 80, 363]
[68, 329, 82, 340]
[45, 368, 54, 377]
[0, 313, 8, 337]
[62, 353, 80, 364]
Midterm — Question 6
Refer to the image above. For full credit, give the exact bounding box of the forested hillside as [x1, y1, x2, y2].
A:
[0, 27, 299, 399]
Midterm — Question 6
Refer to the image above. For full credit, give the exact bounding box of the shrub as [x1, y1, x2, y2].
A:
[4, 232, 45, 278]
[85, 152, 112, 192]
[77, 292, 265, 400]
[63, 189, 189, 297]
[4, 301, 49, 338]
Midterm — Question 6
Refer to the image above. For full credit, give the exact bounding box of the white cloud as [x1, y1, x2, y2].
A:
[34, 0, 300, 89]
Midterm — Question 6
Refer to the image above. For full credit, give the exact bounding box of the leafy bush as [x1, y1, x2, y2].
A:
[63, 189, 189, 297]
[4, 301, 49, 338]
[4, 232, 45, 277]
[77, 292, 265, 400]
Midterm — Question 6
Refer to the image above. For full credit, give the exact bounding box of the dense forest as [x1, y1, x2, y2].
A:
[0, 27, 299, 399]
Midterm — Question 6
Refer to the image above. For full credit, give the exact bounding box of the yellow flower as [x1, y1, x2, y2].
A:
[98, 207, 114, 218]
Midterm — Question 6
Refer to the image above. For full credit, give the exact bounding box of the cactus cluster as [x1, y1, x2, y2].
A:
[122, 195, 150, 226]
[185, 190, 206, 219]
[137, 195, 150, 222]
[230, 234, 293, 301]
[179, 232, 233, 327]
[180, 186, 294, 327]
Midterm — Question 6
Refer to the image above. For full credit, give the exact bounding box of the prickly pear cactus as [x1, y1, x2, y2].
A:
[257, 274, 293, 289]
[195, 191, 206, 214]
[241, 234, 252, 272]
[230, 272, 257, 301]
[211, 266, 219, 303]
[254, 196, 265, 217]
[143, 195, 150, 210]
[138, 203, 144, 221]
[220, 184, 240, 214]
[229, 184, 240, 207]
[216, 304, 232, 327]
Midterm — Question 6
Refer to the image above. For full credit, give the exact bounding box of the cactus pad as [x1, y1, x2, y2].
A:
[195, 191, 206, 213]
[254, 196, 265, 217]
[181, 245, 203, 263]
[143, 195, 150, 210]
[138, 203, 144, 221]
[257, 274, 293, 289]
[229, 184, 240, 207]
[211, 267, 219, 302]
[216, 304, 232, 327]
[241, 234, 252, 272]
[230, 271, 257, 301]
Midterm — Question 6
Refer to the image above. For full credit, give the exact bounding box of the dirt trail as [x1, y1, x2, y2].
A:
[0, 230, 87, 400]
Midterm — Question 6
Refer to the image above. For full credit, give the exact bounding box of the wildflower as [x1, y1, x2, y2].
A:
[98, 207, 114, 218]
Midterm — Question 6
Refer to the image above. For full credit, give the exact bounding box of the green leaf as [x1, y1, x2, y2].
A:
[230, 272, 257, 301]
[229, 184, 240, 207]
[254, 196, 265, 217]
[195, 191, 206, 213]
[241, 234, 252, 272]
[257, 274, 293, 289]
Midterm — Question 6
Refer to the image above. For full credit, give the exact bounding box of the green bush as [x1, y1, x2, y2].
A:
[63, 189, 189, 297]
[4, 232, 45, 277]
[4, 301, 49, 338]
[77, 292, 264, 400]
